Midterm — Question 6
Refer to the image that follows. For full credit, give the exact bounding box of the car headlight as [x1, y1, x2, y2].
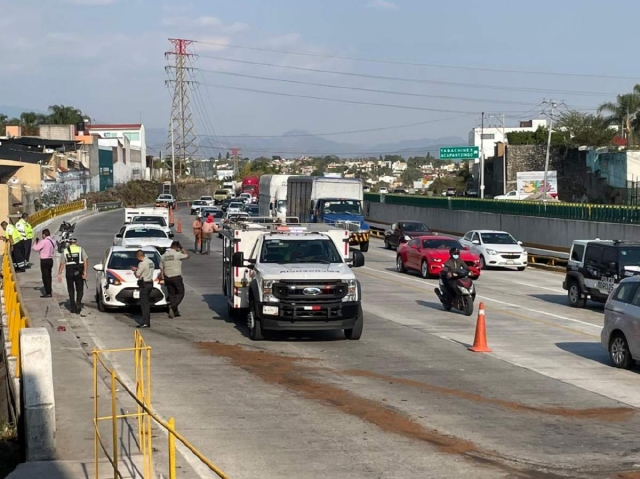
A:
[106, 271, 121, 286]
[431, 257, 442, 263]
[343, 279, 357, 302]
[486, 249, 498, 255]
[404, 235, 411, 241]
[262, 280, 278, 302]
[262, 279, 273, 294]
[522, 250, 528, 255]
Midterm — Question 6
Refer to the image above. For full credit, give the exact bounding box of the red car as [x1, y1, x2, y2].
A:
[396, 235, 482, 279]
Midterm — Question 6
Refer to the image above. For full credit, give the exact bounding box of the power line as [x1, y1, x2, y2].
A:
[196, 55, 617, 98]
[196, 114, 473, 138]
[192, 39, 640, 81]
[200, 82, 549, 114]
[197, 143, 453, 156]
[200, 69, 584, 107]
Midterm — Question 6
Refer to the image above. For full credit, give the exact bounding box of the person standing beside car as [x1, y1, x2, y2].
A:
[33, 228, 56, 297]
[192, 214, 203, 252]
[161, 241, 189, 318]
[58, 238, 88, 314]
[200, 214, 218, 255]
[132, 249, 155, 328]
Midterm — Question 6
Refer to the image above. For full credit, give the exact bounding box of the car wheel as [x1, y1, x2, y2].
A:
[248, 301, 263, 341]
[420, 260, 429, 279]
[609, 333, 633, 369]
[396, 255, 406, 273]
[344, 305, 363, 340]
[360, 241, 369, 253]
[479, 255, 486, 269]
[96, 289, 106, 313]
[568, 281, 586, 308]
[517, 266, 526, 271]
[384, 239, 391, 250]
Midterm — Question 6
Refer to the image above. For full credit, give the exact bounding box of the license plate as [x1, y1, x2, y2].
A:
[507, 260, 515, 265]
[133, 290, 140, 299]
[262, 306, 278, 316]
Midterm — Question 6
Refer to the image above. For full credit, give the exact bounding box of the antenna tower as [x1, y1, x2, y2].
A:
[165, 38, 199, 178]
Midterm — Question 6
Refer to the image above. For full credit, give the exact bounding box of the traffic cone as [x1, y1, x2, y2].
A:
[176, 219, 182, 233]
[468, 302, 492, 353]
[169, 207, 174, 225]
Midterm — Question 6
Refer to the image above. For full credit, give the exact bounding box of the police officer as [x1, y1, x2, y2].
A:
[2, 220, 26, 272]
[161, 241, 189, 318]
[132, 249, 155, 328]
[57, 238, 88, 314]
[17, 213, 34, 267]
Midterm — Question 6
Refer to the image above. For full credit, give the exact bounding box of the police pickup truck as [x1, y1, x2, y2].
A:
[222, 222, 365, 340]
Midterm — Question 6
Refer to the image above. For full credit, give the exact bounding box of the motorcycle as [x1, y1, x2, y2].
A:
[434, 266, 479, 316]
[57, 221, 76, 253]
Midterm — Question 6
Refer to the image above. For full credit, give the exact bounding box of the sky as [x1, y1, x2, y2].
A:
[1, 0, 640, 153]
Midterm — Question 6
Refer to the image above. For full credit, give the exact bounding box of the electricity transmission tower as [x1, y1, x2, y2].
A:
[165, 38, 200, 179]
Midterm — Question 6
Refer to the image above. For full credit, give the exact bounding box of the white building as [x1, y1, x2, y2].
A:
[87, 123, 147, 177]
[469, 119, 547, 159]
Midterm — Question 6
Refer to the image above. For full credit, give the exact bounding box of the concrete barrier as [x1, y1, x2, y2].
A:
[20, 328, 56, 461]
[366, 201, 640, 251]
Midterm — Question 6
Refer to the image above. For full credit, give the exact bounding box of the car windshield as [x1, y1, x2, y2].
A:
[422, 239, 461, 250]
[215, 190, 227, 195]
[108, 251, 160, 270]
[158, 195, 172, 199]
[322, 199, 362, 215]
[124, 228, 167, 238]
[402, 222, 429, 232]
[202, 210, 224, 218]
[229, 203, 243, 208]
[480, 233, 518, 245]
[619, 248, 640, 268]
[132, 216, 166, 227]
[260, 238, 342, 264]
[192, 201, 207, 206]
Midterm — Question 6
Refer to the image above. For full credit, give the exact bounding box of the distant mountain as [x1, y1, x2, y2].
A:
[146, 127, 467, 159]
[0, 105, 47, 118]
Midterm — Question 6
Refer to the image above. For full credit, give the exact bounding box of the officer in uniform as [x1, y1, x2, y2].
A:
[2, 220, 26, 272]
[57, 238, 88, 314]
[17, 213, 34, 267]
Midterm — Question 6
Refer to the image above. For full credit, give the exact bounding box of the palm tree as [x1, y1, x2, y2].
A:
[47, 104, 84, 125]
[20, 111, 41, 135]
[598, 84, 640, 146]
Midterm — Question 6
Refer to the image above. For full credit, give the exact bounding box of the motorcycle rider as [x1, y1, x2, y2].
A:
[440, 247, 470, 299]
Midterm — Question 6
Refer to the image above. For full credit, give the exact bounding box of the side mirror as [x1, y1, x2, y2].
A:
[170, 223, 175, 228]
[517, 240, 523, 245]
[232, 252, 244, 267]
[464, 246, 470, 250]
[351, 251, 365, 267]
[410, 243, 418, 249]
[93, 264, 104, 272]
[115, 234, 123, 238]
[472, 239, 480, 245]
[169, 233, 174, 238]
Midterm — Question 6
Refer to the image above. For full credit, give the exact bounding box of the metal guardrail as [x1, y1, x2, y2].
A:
[29, 199, 86, 227]
[364, 192, 640, 224]
[94, 201, 122, 212]
[93, 332, 230, 479]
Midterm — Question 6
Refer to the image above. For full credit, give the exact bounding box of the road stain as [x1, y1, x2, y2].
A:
[196, 341, 600, 479]
[343, 369, 636, 422]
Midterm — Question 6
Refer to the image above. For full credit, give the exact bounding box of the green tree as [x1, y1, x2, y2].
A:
[555, 111, 615, 147]
[598, 84, 640, 146]
[400, 168, 423, 185]
[19, 111, 41, 135]
[47, 104, 85, 125]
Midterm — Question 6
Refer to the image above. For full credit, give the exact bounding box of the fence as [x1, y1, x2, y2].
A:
[28, 199, 86, 228]
[93, 332, 230, 479]
[365, 193, 640, 224]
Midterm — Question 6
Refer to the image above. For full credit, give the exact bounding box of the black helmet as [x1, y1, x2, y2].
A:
[449, 247, 460, 256]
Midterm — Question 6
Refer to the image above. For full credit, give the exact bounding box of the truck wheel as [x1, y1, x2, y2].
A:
[568, 280, 586, 308]
[248, 301, 263, 341]
[344, 306, 363, 340]
[360, 241, 369, 253]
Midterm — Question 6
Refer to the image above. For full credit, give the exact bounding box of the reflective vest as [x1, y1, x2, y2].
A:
[6, 224, 22, 244]
[24, 220, 33, 240]
[64, 245, 83, 266]
[15, 219, 27, 241]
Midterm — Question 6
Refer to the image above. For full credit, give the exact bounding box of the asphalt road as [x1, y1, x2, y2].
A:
[59, 207, 640, 479]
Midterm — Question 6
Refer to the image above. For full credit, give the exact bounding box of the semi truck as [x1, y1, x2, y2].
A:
[222, 181, 240, 197]
[259, 175, 291, 219]
[222, 221, 365, 340]
[287, 177, 370, 252]
[242, 176, 260, 203]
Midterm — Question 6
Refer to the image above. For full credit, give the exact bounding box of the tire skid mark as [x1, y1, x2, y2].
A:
[343, 369, 636, 421]
[195, 341, 605, 478]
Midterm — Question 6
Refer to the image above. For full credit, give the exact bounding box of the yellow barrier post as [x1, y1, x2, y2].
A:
[168, 418, 176, 479]
[93, 352, 99, 479]
[111, 369, 119, 479]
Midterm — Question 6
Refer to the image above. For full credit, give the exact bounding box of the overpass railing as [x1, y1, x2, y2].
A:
[365, 193, 640, 224]
[29, 199, 86, 227]
[93, 332, 230, 479]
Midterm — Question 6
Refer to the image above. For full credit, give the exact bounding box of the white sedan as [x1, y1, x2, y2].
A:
[93, 246, 167, 311]
[227, 201, 244, 214]
[113, 224, 174, 254]
[460, 230, 527, 271]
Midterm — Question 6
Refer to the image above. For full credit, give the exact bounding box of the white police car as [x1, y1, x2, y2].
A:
[113, 224, 174, 254]
[93, 246, 167, 312]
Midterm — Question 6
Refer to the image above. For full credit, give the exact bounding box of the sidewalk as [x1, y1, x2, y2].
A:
[8, 209, 144, 479]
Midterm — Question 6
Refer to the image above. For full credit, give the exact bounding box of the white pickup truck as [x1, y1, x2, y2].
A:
[222, 222, 365, 341]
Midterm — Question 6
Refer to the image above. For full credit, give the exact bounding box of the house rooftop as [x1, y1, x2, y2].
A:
[88, 124, 142, 130]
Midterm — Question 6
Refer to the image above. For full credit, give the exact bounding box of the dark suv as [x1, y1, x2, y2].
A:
[563, 240, 640, 308]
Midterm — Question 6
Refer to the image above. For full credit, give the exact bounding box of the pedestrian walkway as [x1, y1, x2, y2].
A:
[9, 210, 144, 479]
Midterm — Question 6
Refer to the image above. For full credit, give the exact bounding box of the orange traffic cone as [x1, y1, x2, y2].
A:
[169, 207, 174, 225]
[176, 218, 182, 233]
[468, 302, 492, 353]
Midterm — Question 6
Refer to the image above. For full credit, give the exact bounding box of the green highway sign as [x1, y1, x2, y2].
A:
[439, 146, 479, 160]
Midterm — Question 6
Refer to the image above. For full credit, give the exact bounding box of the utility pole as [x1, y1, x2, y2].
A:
[170, 117, 176, 183]
[490, 113, 507, 194]
[543, 100, 557, 202]
[480, 112, 485, 199]
[231, 148, 240, 177]
[165, 38, 199, 182]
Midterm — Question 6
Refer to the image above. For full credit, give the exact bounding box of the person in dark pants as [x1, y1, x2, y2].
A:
[2, 221, 26, 272]
[161, 241, 189, 318]
[32, 228, 56, 297]
[132, 249, 155, 328]
[57, 238, 88, 314]
[17, 213, 34, 267]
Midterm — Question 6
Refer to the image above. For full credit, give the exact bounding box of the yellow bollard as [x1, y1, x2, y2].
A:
[168, 418, 176, 479]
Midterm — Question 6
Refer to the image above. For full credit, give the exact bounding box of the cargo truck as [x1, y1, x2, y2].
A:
[242, 176, 260, 203]
[287, 177, 370, 252]
[259, 175, 291, 219]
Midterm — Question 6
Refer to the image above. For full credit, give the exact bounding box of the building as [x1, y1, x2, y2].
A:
[87, 123, 147, 178]
[469, 119, 548, 159]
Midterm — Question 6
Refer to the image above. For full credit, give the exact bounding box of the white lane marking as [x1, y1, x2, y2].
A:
[498, 280, 565, 294]
[361, 266, 601, 330]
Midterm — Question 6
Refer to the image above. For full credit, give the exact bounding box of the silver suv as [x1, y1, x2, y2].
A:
[602, 275, 640, 369]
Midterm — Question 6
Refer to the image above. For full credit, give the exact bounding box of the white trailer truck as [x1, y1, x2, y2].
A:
[258, 175, 291, 219]
[222, 221, 365, 340]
